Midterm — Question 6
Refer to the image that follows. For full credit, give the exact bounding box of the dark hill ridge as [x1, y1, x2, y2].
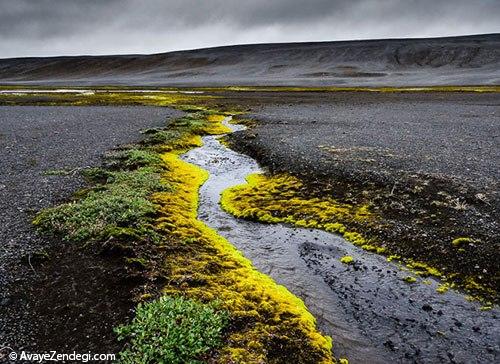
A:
[1, 34, 499, 86]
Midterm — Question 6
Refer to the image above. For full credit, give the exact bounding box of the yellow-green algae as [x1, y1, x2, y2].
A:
[151, 117, 334, 363]
[219, 172, 496, 302]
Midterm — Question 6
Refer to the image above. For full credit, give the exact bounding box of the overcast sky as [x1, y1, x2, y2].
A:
[1, 0, 499, 58]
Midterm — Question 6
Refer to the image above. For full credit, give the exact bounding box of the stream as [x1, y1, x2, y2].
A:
[181, 117, 499, 363]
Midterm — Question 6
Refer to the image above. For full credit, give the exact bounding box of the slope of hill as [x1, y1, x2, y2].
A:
[0, 34, 499, 86]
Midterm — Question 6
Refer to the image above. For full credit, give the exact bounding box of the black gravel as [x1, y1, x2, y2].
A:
[0, 106, 182, 357]
[240, 92, 499, 189]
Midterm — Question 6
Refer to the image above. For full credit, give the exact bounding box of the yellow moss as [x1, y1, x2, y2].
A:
[406, 260, 443, 278]
[204, 114, 232, 134]
[151, 117, 334, 363]
[451, 237, 478, 247]
[340, 256, 354, 265]
[463, 277, 495, 300]
[206, 113, 227, 123]
[221, 173, 374, 251]
[403, 276, 417, 283]
[436, 283, 451, 294]
[220, 172, 488, 300]
[361, 244, 387, 254]
[479, 305, 493, 311]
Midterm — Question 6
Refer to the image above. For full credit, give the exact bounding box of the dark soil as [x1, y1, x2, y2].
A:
[223, 91, 500, 299]
[0, 106, 182, 359]
[2, 244, 140, 356]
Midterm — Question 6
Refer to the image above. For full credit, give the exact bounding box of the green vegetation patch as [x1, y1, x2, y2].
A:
[34, 165, 166, 243]
[115, 296, 229, 364]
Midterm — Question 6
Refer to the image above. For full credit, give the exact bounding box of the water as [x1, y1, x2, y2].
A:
[181, 118, 499, 363]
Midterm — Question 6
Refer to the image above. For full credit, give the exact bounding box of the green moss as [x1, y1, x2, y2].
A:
[479, 305, 493, 311]
[34, 164, 170, 244]
[0, 90, 214, 108]
[220, 173, 374, 250]
[406, 261, 442, 278]
[118, 148, 164, 168]
[115, 296, 228, 364]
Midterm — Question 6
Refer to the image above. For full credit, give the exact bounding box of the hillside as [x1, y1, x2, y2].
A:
[0, 34, 499, 86]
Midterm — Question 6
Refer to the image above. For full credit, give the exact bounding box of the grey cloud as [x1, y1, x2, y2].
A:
[0, 0, 499, 57]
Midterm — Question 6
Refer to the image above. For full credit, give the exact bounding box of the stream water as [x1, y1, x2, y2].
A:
[181, 118, 499, 363]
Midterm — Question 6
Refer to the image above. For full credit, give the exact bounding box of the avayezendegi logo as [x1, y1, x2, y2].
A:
[0, 346, 17, 361]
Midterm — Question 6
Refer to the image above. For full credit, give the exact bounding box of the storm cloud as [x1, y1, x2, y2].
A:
[1, 0, 499, 58]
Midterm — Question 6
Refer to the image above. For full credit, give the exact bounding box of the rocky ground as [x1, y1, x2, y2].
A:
[0, 106, 181, 358]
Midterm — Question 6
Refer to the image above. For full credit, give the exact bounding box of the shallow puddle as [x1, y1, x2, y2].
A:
[182, 118, 499, 363]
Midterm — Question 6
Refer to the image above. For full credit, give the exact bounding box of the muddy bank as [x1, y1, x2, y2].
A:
[182, 120, 499, 363]
[0, 106, 182, 355]
[224, 91, 500, 298]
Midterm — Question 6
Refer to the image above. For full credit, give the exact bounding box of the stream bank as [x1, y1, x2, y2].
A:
[182, 117, 499, 363]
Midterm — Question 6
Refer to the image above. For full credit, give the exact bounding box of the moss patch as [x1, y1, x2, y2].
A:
[340, 256, 354, 265]
[221, 173, 373, 244]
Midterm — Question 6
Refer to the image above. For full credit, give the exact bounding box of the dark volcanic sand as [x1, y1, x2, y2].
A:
[242, 92, 499, 188]
[226, 91, 500, 296]
[0, 106, 182, 356]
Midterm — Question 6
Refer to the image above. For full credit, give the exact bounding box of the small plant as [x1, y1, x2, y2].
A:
[119, 149, 163, 168]
[115, 296, 229, 364]
[449, 198, 468, 211]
